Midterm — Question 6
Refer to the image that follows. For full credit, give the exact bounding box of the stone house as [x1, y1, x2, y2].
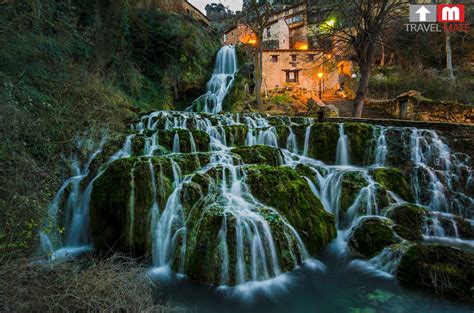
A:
[223, 24, 256, 46]
[223, 1, 352, 97]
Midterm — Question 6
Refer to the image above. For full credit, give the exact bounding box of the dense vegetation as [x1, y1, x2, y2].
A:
[0, 0, 219, 259]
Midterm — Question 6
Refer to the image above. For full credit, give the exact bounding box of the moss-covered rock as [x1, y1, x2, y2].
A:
[293, 123, 339, 164]
[156, 129, 210, 153]
[244, 165, 337, 255]
[385, 128, 413, 169]
[397, 244, 474, 302]
[344, 123, 376, 166]
[90, 157, 173, 256]
[386, 204, 428, 241]
[348, 217, 399, 259]
[370, 167, 413, 202]
[340, 171, 368, 216]
[231, 145, 283, 166]
[222, 125, 249, 147]
[183, 200, 309, 286]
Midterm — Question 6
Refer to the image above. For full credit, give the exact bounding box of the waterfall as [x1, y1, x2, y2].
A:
[336, 124, 350, 166]
[41, 110, 474, 284]
[374, 127, 387, 166]
[189, 46, 238, 114]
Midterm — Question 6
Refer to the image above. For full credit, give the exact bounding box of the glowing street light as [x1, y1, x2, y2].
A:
[317, 72, 323, 99]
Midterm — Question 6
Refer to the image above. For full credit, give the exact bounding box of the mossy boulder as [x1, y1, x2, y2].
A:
[348, 217, 399, 259]
[385, 128, 413, 169]
[156, 129, 210, 153]
[370, 167, 413, 202]
[222, 125, 249, 147]
[183, 200, 309, 286]
[244, 165, 337, 255]
[397, 244, 474, 302]
[340, 171, 368, 217]
[231, 145, 283, 166]
[293, 123, 339, 164]
[90, 157, 174, 256]
[386, 204, 428, 241]
[344, 123, 376, 166]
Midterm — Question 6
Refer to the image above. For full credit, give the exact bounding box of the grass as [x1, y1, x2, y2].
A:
[0, 254, 188, 312]
[369, 67, 474, 105]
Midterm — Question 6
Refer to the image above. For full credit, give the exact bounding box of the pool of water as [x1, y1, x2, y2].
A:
[151, 243, 472, 313]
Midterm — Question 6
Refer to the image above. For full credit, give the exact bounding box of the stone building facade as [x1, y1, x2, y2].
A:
[223, 24, 256, 46]
[262, 50, 351, 93]
[223, 1, 352, 97]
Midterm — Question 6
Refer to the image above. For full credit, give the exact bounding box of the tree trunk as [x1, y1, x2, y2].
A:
[379, 35, 385, 67]
[254, 41, 264, 112]
[352, 62, 371, 118]
[446, 31, 455, 80]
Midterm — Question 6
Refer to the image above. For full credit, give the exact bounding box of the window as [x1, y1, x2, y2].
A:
[286, 70, 299, 83]
[271, 55, 279, 63]
[291, 55, 297, 61]
[308, 54, 315, 61]
[266, 27, 271, 38]
[286, 14, 303, 24]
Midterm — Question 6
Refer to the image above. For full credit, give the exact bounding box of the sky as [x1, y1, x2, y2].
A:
[189, 0, 244, 14]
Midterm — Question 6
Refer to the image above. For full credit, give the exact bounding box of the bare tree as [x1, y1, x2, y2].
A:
[308, 0, 406, 117]
[241, 0, 272, 112]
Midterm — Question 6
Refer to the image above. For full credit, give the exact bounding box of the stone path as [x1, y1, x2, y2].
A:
[323, 96, 390, 119]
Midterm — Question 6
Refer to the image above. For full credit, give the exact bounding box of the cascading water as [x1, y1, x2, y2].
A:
[188, 46, 238, 114]
[335, 124, 350, 166]
[41, 110, 473, 288]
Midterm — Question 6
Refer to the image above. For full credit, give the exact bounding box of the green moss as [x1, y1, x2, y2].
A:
[293, 123, 339, 164]
[222, 125, 249, 147]
[156, 129, 210, 153]
[90, 157, 173, 256]
[344, 123, 376, 166]
[245, 165, 336, 255]
[386, 204, 427, 241]
[370, 167, 413, 202]
[340, 171, 368, 218]
[397, 244, 474, 302]
[231, 145, 283, 166]
[348, 217, 399, 259]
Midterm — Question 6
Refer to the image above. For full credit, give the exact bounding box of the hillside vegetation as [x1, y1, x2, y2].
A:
[0, 0, 219, 260]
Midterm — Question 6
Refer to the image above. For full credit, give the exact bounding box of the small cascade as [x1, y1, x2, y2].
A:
[303, 119, 312, 157]
[39, 135, 107, 259]
[173, 132, 180, 153]
[336, 123, 349, 166]
[286, 128, 298, 154]
[189, 46, 238, 114]
[374, 127, 388, 166]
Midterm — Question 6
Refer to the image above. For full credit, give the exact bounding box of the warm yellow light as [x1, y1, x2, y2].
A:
[298, 44, 308, 50]
[248, 39, 257, 45]
[327, 54, 332, 59]
[317, 72, 323, 78]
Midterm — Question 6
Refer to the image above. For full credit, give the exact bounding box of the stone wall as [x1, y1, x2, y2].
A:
[327, 117, 474, 160]
[366, 93, 474, 124]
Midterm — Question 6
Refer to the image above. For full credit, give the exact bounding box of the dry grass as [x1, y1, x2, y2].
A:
[0, 255, 187, 313]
